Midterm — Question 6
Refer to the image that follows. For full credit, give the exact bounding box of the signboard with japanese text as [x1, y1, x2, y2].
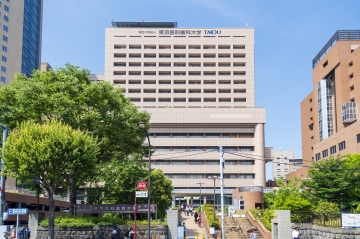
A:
[75, 204, 155, 213]
[136, 191, 148, 197]
[7, 208, 29, 215]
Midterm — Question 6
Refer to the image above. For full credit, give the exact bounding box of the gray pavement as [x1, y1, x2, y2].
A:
[180, 212, 208, 238]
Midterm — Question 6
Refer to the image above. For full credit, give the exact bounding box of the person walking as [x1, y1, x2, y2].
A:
[182, 222, 186, 238]
[292, 227, 300, 239]
[17, 226, 26, 239]
[194, 211, 199, 223]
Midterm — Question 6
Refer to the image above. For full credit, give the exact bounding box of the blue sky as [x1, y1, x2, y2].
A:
[41, 1, 360, 180]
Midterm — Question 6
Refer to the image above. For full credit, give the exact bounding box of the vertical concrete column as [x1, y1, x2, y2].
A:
[254, 123, 266, 187]
[203, 196, 207, 204]
[172, 193, 175, 208]
[190, 197, 193, 205]
[186, 198, 189, 205]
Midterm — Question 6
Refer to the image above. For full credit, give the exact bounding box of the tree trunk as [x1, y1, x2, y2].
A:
[48, 190, 55, 239]
[68, 182, 78, 216]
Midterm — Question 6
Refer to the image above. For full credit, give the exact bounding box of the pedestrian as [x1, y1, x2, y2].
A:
[292, 227, 300, 239]
[250, 231, 256, 239]
[25, 225, 31, 239]
[194, 211, 198, 223]
[17, 226, 26, 239]
[182, 222, 186, 238]
[190, 205, 193, 215]
[111, 228, 118, 239]
[186, 205, 190, 216]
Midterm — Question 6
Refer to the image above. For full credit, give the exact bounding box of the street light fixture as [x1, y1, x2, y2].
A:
[196, 182, 204, 211]
[138, 122, 151, 239]
[0, 125, 9, 226]
[208, 176, 219, 221]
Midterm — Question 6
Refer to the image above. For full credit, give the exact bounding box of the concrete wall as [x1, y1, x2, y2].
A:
[37, 225, 168, 239]
[271, 210, 292, 239]
[296, 224, 360, 239]
[167, 209, 180, 239]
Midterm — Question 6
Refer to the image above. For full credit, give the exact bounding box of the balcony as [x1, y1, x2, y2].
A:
[342, 102, 357, 123]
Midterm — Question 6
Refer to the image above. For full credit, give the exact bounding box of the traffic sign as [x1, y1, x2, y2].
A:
[136, 191, 148, 197]
[7, 208, 29, 215]
[137, 181, 147, 191]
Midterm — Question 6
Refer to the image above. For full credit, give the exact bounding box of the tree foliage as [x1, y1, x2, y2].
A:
[303, 155, 360, 210]
[0, 64, 150, 214]
[3, 120, 99, 239]
[88, 159, 173, 219]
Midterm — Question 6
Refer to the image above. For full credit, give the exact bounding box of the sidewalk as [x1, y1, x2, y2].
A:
[180, 211, 208, 238]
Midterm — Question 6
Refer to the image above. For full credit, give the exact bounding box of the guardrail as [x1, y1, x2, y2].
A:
[247, 211, 272, 239]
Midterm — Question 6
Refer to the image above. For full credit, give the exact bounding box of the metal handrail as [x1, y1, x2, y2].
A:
[229, 213, 246, 239]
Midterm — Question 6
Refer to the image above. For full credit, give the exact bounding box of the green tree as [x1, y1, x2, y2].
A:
[3, 120, 99, 239]
[94, 160, 173, 219]
[0, 64, 150, 214]
[303, 155, 358, 209]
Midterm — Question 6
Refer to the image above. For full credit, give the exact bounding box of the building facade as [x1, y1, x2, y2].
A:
[98, 22, 271, 207]
[299, 30, 360, 177]
[0, 0, 43, 85]
[272, 150, 302, 180]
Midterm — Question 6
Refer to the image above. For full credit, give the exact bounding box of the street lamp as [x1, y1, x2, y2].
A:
[196, 182, 204, 210]
[138, 122, 151, 239]
[0, 125, 9, 226]
[208, 176, 219, 220]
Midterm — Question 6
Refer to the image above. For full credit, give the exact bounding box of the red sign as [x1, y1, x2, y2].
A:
[137, 181, 147, 191]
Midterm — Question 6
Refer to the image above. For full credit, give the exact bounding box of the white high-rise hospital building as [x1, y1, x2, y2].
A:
[93, 22, 272, 206]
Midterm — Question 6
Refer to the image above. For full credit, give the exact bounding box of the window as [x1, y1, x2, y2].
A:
[315, 153, 320, 161]
[240, 174, 254, 179]
[239, 146, 254, 151]
[4, 5, 9, 12]
[156, 133, 170, 138]
[1, 66, 6, 72]
[206, 133, 220, 138]
[339, 141, 346, 151]
[357, 134, 360, 143]
[3, 25, 8, 32]
[172, 175, 186, 179]
[322, 149, 328, 158]
[205, 147, 218, 152]
[188, 175, 203, 179]
[224, 174, 237, 179]
[2, 45, 7, 52]
[172, 147, 187, 152]
[240, 161, 254, 165]
[172, 133, 187, 138]
[189, 147, 203, 152]
[3, 35, 8, 42]
[156, 147, 170, 152]
[223, 147, 236, 152]
[0, 76, 5, 83]
[155, 161, 170, 165]
[277, 163, 281, 166]
[225, 161, 237, 165]
[172, 161, 186, 165]
[206, 161, 220, 165]
[189, 161, 204, 165]
[189, 133, 203, 138]
[2, 55, 6, 62]
[4, 15, 8, 22]
[222, 133, 230, 138]
[330, 145, 336, 154]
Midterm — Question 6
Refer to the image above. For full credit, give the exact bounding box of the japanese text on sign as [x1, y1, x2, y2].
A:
[75, 204, 156, 213]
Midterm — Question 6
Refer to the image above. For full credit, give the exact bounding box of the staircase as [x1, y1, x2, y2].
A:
[223, 216, 245, 239]
[235, 218, 263, 239]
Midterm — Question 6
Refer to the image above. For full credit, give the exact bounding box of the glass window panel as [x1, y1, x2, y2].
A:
[173, 133, 187, 138]
[189, 161, 204, 165]
[189, 133, 203, 138]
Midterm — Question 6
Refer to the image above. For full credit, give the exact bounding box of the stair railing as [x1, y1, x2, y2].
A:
[230, 213, 247, 239]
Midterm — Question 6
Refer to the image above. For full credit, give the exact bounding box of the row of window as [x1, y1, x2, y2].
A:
[114, 80, 246, 85]
[115, 44, 245, 50]
[147, 133, 254, 138]
[154, 146, 254, 152]
[115, 62, 246, 67]
[153, 160, 254, 165]
[114, 53, 246, 58]
[1, 3, 9, 84]
[165, 174, 255, 179]
[127, 89, 246, 94]
[130, 98, 246, 103]
[315, 140, 346, 161]
[114, 71, 246, 76]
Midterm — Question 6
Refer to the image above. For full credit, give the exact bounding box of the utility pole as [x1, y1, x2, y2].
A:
[0, 125, 9, 225]
[219, 146, 225, 239]
[196, 182, 204, 210]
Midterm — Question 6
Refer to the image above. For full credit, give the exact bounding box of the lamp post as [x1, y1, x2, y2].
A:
[0, 125, 9, 226]
[138, 122, 151, 239]
[208, 176, 218, 220]
[196, 182, 204, 211]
